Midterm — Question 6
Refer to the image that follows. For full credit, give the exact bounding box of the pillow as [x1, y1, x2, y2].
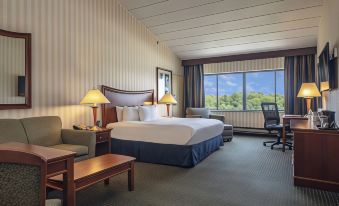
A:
[122, 106, 140, 121]
[115, 106, 124, 122]
[138, 105, 160, 121]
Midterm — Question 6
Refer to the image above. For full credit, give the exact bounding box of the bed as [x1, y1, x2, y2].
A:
[101, 85, 224, 167]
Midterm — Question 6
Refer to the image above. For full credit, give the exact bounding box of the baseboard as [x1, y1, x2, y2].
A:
[294, 176, 339, 192]
[234, 127, 277, 137]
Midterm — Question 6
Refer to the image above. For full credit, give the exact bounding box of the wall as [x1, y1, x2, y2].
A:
[205, 57, 284, 128]
[0, 0, 183, 128]
[317, 0, 339, 121]
[0, 35, 26, 104]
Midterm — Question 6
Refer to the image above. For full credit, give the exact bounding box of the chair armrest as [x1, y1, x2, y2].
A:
[209, 114, 225, 123]
[61, 129, 96, 158]
[186, 115, 202, 118]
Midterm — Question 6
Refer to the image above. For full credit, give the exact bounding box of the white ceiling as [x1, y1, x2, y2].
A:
[119, 0, 323, 60]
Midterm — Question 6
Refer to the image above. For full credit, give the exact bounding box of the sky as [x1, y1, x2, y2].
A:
[204, 70, 284, 96]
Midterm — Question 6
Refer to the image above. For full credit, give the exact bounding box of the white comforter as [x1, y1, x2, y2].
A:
[106, 117, 224, 145]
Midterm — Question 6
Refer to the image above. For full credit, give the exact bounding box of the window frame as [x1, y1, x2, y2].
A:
[204, 69, 284, 112]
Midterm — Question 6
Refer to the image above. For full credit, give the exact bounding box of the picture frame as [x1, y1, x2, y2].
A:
[156, 67, 172, 102]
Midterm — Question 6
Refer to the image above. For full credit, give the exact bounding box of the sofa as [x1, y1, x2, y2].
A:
[0, 116, 96, 161]
[186, 107, 233, 142]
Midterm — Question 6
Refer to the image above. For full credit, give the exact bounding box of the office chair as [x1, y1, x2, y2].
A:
[261, 102, 293, 150]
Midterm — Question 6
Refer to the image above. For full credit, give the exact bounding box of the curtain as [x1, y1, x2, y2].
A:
[184, 64, 205, 109]
[284, 54, 320, 115]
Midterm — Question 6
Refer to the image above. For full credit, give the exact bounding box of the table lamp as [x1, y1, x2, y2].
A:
[297, 83, 321, 114]
[159, 93, 177, 117]
[80, 89, 110, 130]
[320, 81, 329, 92]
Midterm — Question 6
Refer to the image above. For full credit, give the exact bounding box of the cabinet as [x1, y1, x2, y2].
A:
[294, 129, 339, 192]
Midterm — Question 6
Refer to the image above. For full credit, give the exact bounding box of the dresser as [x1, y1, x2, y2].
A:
[291, 119, 339, 192]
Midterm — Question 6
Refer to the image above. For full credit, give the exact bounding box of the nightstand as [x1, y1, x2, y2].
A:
[93, 128, 112, 156]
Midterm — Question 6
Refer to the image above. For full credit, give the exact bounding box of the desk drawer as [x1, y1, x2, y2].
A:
[96, 133, 110, 143]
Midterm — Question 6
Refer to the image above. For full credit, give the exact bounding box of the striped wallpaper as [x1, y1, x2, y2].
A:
[204, 57, 285, 128]
[0, 35, 26, 104]
[0, 0, 183, 128]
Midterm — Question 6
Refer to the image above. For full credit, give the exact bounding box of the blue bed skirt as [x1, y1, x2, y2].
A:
[111, 135, 224, 168]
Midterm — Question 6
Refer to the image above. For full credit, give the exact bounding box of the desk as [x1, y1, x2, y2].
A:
[281, 115, 308, 152]
[291, 119, 339, 192]
[0, 142, 76, 206]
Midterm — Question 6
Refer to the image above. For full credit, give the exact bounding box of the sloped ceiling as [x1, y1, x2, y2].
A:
[119, 0, 322, 60]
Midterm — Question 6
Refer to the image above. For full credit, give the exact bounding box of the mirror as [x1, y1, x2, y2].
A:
[0, 29, 31, 109]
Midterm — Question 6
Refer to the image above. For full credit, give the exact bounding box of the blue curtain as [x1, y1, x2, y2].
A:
[284, 54, 320, 115]
[184, 64, 205, 109]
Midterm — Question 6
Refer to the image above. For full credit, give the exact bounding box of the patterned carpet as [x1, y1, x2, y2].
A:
[51, 136, 339, 206]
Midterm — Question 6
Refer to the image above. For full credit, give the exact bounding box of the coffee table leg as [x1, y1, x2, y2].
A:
[104, 178, 110, 185]
[63, 157, 75, 206]
[128, 161, 134, 191]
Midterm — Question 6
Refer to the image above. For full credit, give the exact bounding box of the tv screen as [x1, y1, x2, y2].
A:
[318, 43, 330, 91]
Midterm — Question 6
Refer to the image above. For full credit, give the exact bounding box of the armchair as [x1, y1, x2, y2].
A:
[186, 107, 233, 142]
[0, 149, 61, 206]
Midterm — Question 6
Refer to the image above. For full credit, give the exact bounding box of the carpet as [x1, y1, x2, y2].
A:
[51, 136, 339, 206]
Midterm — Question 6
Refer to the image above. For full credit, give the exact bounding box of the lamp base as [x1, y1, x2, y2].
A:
[91, 106, 98, 127]
[166, 104, 170, 117]
[306, 98, 311, 114]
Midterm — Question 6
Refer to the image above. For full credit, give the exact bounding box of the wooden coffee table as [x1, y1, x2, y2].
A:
[48, 154, 135, 193]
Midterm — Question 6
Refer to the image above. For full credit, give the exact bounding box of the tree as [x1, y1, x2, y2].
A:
[205, 92, 285, 110]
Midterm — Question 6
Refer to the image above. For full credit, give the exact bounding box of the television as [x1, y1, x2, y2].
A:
[318, 42, 337, 91]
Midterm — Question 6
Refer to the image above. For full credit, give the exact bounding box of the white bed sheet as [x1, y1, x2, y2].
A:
[106, 117, 224, 145]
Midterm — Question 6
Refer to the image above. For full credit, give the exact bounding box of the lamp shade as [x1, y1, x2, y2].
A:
[320, 81, 330, 92]
[297, 83, 321, 98]
[159, 93, 177, 104]
[80, 89, 110, 106]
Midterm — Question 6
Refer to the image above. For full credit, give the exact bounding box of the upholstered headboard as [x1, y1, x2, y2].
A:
[101, 85, 154, 127]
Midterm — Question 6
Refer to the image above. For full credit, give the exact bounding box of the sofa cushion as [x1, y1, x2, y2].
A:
[21, 116, 62, 147]
[49, 144, 88, 157]
[186, 108, 210, 119]
[0, 119, 28, 144]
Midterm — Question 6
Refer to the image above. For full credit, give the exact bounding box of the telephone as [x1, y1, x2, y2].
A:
[73, 124, 91, 130]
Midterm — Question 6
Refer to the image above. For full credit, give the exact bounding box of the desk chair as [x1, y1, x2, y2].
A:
[261, 102, 293, 150]
[0, 149, 61, 206]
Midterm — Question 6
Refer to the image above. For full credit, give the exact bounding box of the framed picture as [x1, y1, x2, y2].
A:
[156, 67, 172, 102]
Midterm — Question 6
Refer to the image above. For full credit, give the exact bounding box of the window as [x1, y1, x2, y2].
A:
[218, 73, 243, 110]
[204, 69, 284, 111]
[204, 75, 217, 110]
[246, 71, 275, 110]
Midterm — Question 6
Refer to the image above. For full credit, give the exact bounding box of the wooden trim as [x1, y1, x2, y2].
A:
[182, 47, 317, 66]
[0, 29, 32, 110]
[294, 176, 339, 192]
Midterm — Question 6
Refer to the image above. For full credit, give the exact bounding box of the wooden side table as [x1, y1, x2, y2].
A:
[93, 128, 112, 156]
